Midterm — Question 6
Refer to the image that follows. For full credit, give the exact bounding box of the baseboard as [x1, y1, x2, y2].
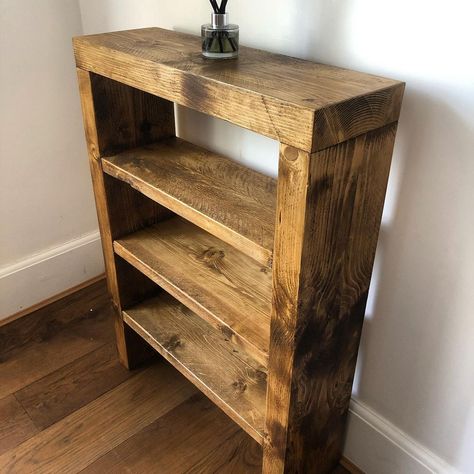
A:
[344, 398, 459, 474]
[0, 230, 104, 320]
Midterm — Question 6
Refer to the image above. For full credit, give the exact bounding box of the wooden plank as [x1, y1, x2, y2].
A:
[73, 28, 404, 151]
[264, 124, 397, 473]
[104, 138, 277, 266]
[76, 68, 173, 368]
[0, 363, 196, 473]
[114, 216, 272, 367]
[0, 279, 109, 358]
[82, 394, 242, 473]
[264, 144, 311, 474]
[123, 293, 267, 444]
[87, 72, 175, 157]
[0, 296, 115, 399]
[0, 395, 38, 456]
[14, 343, 133, 430]
[188, 428, 263, 473]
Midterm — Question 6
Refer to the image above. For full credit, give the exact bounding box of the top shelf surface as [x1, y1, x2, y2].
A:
[73, 28, 404, 152]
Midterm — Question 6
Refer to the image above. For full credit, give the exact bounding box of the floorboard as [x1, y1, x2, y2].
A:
[0, 363, 195, 473]
[0, 395, 38, 456]
[15, 343, 133, 430]
[82, 393, 252, 473]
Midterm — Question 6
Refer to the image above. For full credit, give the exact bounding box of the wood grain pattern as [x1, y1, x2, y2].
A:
[0, 395, 38, 456]
[264, 124, 397, 473]
[0, 293, 114, 400]
[15, 343, 133, 430]
[0, 279, 109, 357]
[0, 363, 196, 473]
[103, 138, 277, 266]
[73, 27, 404, 152]
[82, 394, 241, 473]
[123, 293, 267, 443]
[189, 428, 263, 473]
[115, 216, 272, 367]
[86, 72, 175, 157]
[76, 68, 173, 368]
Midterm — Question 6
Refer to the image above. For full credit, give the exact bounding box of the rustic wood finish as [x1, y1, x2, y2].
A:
[103, 138, 276, 266]
[74, 28, 403, 473]
[264, 124, 397, 472]
[76, 69, 173, 368]
[73, 27, 403, 152]
[123, 293, 267, 443]
[115, 216, 272, 367]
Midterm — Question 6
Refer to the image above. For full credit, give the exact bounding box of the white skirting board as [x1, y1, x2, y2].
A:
[0, 230, 460, 474]
[344, 398, 459, 474]
[0, 231, 104, 320]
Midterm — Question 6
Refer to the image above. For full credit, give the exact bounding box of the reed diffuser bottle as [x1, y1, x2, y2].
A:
[202, 0, 239, 59]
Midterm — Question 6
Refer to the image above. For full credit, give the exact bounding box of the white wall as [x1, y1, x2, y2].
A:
[1, 0, 472, 472]
[0, 0, 103, 317]
[78, 1, 474, 472]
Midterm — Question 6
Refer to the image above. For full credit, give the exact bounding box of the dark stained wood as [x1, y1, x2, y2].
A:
[87, 72, 175, 157]
[15, 343, 133, 430]
[264, 124, 397, 473]
[0, 395, 38, 456]
[189, 428, 263, 473]
[73, 27, 404, 152]
[76, 68, 174, 369]
[103, 138, 277, 266]
[123, 293, 267, 443]
[0, 363, 196, 473]
[103, 173, 172, 242]
[0, 279, 109, 358]
[82, 394, 241, 473]
[115, 216, 272, 367]
[0, 285, 114, 400]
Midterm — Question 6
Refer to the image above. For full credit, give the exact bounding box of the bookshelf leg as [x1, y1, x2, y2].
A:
[264, 126, 396, 472]
[76, 68, 175, 369]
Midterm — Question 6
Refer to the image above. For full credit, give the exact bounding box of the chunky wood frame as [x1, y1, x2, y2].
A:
[74, 27, 404, 473]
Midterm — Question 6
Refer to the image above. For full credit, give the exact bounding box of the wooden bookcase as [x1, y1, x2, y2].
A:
[74, 28, 404, 473]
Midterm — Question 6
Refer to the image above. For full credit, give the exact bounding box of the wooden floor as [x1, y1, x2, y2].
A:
[0, 279, 358, 473]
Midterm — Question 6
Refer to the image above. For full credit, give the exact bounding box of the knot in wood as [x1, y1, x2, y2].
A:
[232, 378, 247, 393]
[164, 334, 181, 351]
[199, 248, 225, 265]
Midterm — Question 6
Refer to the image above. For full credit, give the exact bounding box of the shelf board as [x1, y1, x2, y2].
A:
[103, 137, 276, 266]
[114, 216, 272, 367]
[74, 28, 404, 152]
[123, 293, 267, 444]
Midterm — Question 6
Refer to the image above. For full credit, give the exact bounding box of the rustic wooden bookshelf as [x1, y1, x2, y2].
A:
[74, 27, 404, 473]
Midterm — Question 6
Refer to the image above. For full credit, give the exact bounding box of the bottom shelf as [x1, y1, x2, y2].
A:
[123, 292, 267, 444]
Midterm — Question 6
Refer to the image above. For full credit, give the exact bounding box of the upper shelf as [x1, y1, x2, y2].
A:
[102, 137, 276, 266]
[73, 27, 405, 152]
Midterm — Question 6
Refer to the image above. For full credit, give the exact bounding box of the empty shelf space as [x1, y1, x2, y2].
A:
[114, 216, 272, 367]
[102, 137, 277, 266]
[123, 292, 267, 444]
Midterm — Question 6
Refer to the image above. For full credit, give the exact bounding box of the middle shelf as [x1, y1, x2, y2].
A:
[114, 216, 273, 367]
[103, 137, 277, 266]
